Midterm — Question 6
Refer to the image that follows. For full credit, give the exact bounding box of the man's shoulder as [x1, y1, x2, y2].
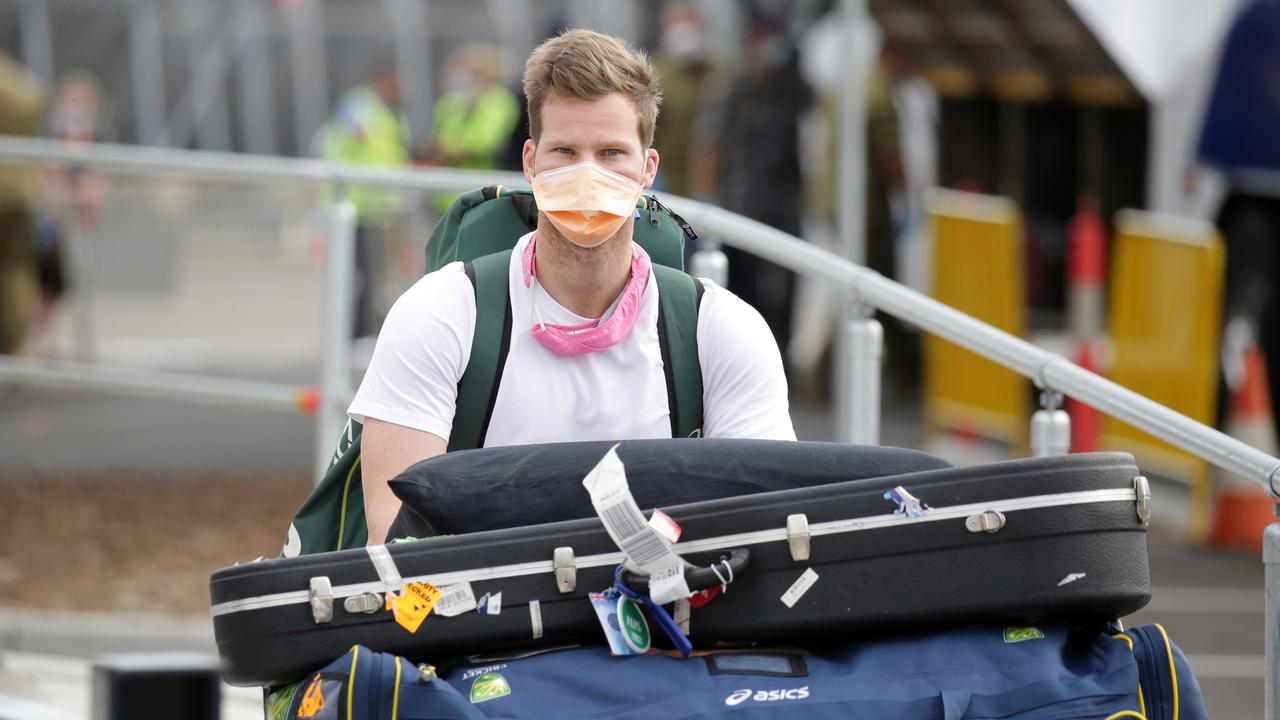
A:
[392, 261, 476, 318]
[694, 278, 766, 328]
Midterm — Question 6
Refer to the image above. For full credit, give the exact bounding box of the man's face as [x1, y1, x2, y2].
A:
[522, 91, 659, 189]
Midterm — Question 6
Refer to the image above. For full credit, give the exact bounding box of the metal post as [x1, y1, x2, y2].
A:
[1265, 517, 1280, 720]
[842, 301, 882, 445]
[385, 0, 433, 146]
[285, 0, 329, 156]
[316, 199, 357, 483]
[833, 0, 870, 443]
[233, 0, 279, 156]
[688, 239, 728, 288]
[1031, 390, 1071, 457]
[127, 0, 169, 146]
[18, 0, 55, 91]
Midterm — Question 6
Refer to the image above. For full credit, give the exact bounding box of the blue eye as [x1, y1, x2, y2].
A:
[554, 147, 573, 154]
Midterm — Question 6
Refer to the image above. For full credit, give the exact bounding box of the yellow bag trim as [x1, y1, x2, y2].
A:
[1111, 633, 1146, 717]
[1105, 712, 1149, 720]
[347, 645, 361, 719]
[1155, 623, 1179, 720]
[336, 456, 361, 551]
[390, 657, 403, 720]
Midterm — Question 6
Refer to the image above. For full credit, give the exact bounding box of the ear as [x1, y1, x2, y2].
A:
[642, 148, 660, 190]
[522, 138, 537, 183]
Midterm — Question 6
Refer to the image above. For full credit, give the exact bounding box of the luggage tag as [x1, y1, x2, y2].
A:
[589, 587, 651, 655]
[612, 564, 693, 657]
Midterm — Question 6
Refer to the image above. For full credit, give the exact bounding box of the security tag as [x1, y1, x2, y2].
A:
[648, 509, 682, 544]
[385, 581, 441, 633]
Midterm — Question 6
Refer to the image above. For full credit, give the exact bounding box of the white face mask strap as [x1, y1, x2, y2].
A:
[528, 275, 547, 332]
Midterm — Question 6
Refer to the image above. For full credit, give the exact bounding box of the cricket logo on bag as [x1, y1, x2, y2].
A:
[470, 672, 512, 703]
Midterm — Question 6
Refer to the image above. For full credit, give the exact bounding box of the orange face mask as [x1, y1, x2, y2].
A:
[531, 162, 644, 248]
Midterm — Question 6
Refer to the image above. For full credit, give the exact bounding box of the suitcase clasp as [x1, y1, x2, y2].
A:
[786, 514, 811, 562]
[343, 592, 384, 614]
[553, 546, 577, 593]
[1134, 476, 1151, 525]
[309, 576, 333, 624]
[965, 511, 1006, 534]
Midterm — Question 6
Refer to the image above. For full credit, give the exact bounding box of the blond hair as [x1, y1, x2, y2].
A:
[522, 29, 662, 147]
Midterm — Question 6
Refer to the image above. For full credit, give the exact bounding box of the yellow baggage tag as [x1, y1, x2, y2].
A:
[385, 581, 442, 633]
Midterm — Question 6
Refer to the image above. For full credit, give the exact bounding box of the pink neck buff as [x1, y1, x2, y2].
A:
[522, 235, 651, 356]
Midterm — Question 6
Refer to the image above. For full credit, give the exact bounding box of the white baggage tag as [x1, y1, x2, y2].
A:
[648, 563, 692, 606]
[582, 446, 691, 602]
[674, 598, 691, 635]
[780, 568, 819, 608]
[477, 591, 502, 616]
[433, 582, 477, 617]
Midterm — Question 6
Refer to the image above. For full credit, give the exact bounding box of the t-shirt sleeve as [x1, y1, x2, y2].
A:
[347, 263, 475, 441]
[696, 280, 797, 441]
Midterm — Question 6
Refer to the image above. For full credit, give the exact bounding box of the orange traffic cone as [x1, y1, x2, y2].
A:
[1210, 345, 1278, 550]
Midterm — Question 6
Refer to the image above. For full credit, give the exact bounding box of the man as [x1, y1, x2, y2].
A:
[0, 51, 44, 357]
[702, 9, 811, 365]
[349, 29, 795, 545]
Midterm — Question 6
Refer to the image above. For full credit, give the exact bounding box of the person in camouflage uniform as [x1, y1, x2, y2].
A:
[0, 51, 44, 356]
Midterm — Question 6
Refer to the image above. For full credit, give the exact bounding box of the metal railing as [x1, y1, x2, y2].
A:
[0, 136, 1277, 714]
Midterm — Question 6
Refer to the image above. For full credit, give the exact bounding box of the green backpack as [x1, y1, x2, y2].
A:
[282, 186, 705, 556]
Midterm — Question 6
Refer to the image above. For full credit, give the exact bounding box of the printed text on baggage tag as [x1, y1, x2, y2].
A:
[780, 568, 819, 608]
[434, 582, 478, 617]
[386, 581, 442, 633]
[649, 563, 693, 605]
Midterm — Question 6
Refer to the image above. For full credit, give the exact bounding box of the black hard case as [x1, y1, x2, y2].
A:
[210, 452, 1150, 687]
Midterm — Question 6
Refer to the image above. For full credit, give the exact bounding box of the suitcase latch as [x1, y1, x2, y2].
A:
[1134, 476, 1151, 525]
[309, 576, 333, 624]
[786, 514, 811, 562]
[965, 511, 1006, 534]
[343, 592, 383, 614]
[553, 546, 577, 593]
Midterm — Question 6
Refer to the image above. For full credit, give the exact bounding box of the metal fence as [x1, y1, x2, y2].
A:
[0, 135, 1278, 715]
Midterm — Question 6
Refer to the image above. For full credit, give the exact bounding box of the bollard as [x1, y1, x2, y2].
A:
[1265, 517, 1280, 720]
[314, 199, 357, 483]
[688, 240, 728, 288]
[1031, 391, 1071, 457]
[92, 653, 221, 720]
[840, 303, 882, 446]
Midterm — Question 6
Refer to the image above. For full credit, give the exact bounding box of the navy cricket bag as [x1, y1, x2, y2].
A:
[265, 622, 1206, 719]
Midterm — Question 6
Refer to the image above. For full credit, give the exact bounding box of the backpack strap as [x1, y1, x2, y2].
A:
[653, 266, 706, 438]
[452, 251, 705, 448]
[449, 250, 513, 451]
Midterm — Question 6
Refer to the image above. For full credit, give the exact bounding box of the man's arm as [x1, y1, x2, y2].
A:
[361, 417, 448, 545]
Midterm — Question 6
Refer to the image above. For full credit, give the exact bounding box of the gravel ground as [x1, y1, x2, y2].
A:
[0, 474, 310, 615]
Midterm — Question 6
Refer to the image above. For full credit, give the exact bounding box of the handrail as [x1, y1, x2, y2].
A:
[1, 135, 1277, 497]
[657, 195, 1280, 497]
[0, 136, 528, 192]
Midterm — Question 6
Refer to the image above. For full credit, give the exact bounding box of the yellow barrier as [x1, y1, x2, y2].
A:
[1103, 211, 1224, 540]
[923, 189, 1028, 449]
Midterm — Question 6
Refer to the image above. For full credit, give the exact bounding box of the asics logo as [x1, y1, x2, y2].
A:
[724, 687, 810, 706]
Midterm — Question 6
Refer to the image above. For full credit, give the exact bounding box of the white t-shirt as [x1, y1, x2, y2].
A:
[349, 232, 795, 445]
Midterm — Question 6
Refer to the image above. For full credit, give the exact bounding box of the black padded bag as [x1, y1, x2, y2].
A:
[386, 439, 952, 538]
